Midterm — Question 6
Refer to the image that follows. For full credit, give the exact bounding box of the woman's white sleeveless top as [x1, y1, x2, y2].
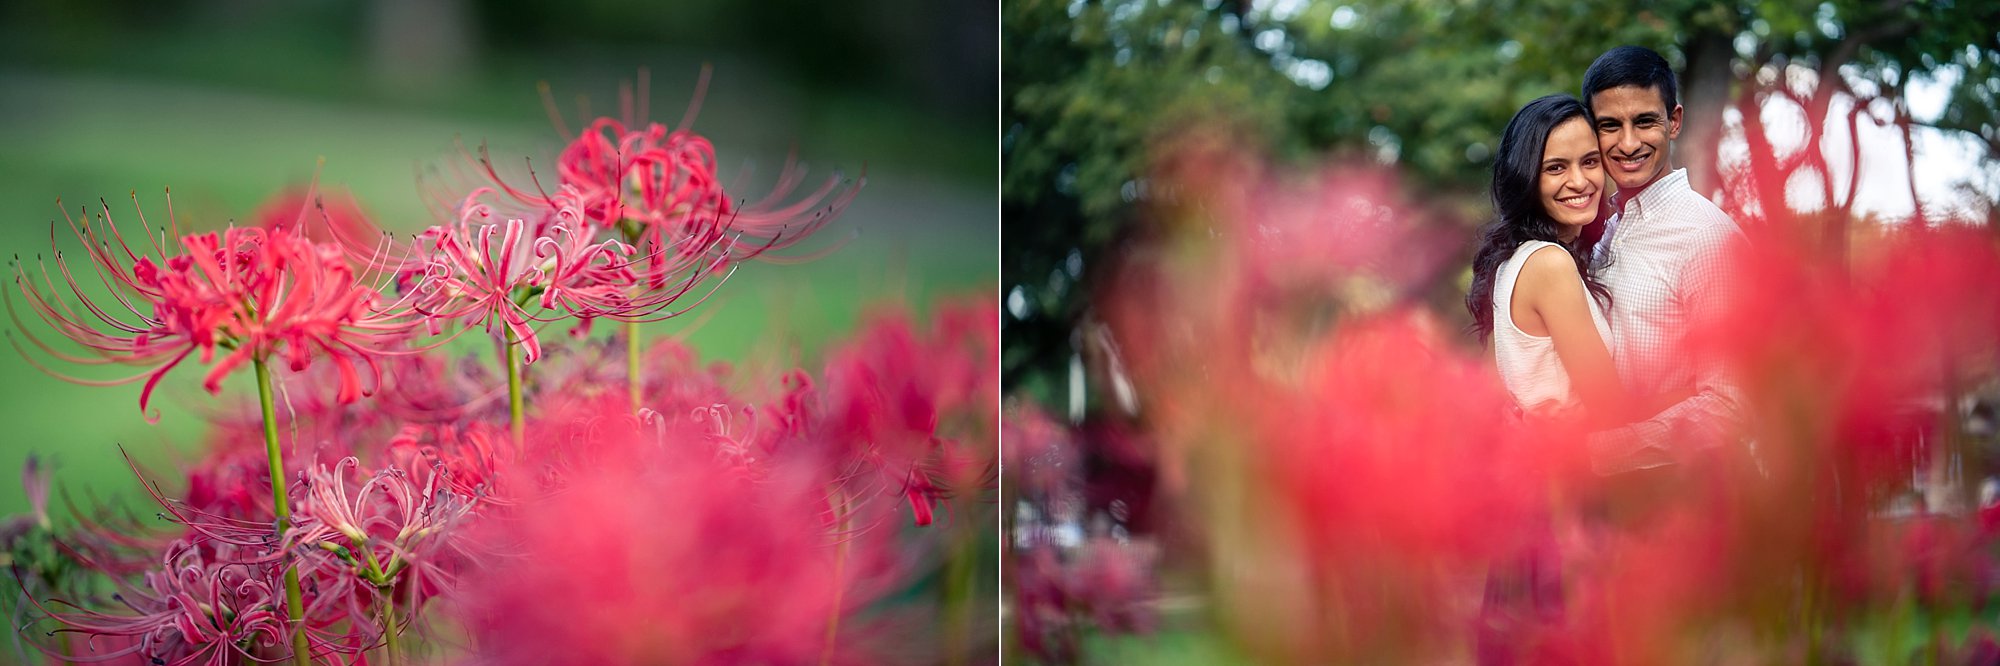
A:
[1492, 240, 1611, 411]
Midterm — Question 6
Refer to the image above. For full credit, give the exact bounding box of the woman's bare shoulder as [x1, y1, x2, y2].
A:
[1517, 243, 1580, 283]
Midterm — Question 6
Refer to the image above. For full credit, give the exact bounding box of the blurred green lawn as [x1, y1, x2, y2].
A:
[0, 68, 996, 520]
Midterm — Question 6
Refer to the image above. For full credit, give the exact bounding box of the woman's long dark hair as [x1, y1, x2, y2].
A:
[1466, 94, 1611, 345]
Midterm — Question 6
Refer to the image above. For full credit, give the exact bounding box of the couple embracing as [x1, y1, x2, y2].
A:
[1469, 45, 1743, 473]
[1465, 45, 1747, 661]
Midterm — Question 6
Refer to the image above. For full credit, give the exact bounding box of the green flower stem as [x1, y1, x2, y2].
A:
[626, 319, 643, 412]
[353, 539, 399, 665]
[504, 328, 525, 453]
[618, 223, 646, 414]
[1803, 569, 1821, 666]
[255, 360, 312, 666]
[943, 515, 974, 666]
[822, 488, 850, 666]
[377, 584, 400, 665]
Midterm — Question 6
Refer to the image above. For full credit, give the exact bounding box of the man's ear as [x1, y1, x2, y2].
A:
[1667, 104, 1684, 140]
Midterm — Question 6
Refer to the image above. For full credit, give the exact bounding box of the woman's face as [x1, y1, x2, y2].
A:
[1539, 117, 1604, 237]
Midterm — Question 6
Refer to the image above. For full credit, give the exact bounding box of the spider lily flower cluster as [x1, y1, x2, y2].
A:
[1006, 130, 2000, 663]
[8, 197, 421, 421]
[406, 186, 657, 363]
[4, 77, 994, 666]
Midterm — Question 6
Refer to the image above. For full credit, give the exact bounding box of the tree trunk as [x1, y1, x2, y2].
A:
[1679, 27, 1735, 201]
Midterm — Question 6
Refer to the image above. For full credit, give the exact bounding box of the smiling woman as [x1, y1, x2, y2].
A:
[1538, 118, 1606, 233]
[1466, 94, 1620, 421]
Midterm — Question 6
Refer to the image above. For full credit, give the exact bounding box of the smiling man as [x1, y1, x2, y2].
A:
[1579, 45, 1745, 476]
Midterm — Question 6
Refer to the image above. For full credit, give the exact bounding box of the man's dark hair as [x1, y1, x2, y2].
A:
[1581, 46, 1678, 114]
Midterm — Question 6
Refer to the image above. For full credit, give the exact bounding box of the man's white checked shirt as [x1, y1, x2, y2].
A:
[1586, 168, 1746, 474]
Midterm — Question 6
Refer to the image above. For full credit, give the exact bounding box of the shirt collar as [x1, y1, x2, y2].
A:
[1615, 168, 1688, 222]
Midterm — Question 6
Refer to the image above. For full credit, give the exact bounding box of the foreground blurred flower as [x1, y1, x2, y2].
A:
[1066, 140, 1604, 662]
[820, 301, 1001, 527]
[1023, 116, 2000, 663]
[1698, 225, 2000, 496]
[252, 185, 389, 268]
[447, 404, 889, 666]
[8, 194, 419, 420]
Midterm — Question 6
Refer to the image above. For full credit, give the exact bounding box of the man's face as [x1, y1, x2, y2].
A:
[1589, 84, 1682, 192]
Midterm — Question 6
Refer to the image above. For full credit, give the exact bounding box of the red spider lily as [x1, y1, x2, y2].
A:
[1151, 131, 1464, 295]
[7, 196, 420, 421]
[384, 422, 512, 504]
[130, 456, 291, 556]
[928, 296, 1004, 433]
[292, 457, 475, 549]
[408, 189, 604, 362]
[446, 403, 890, 666]
[1001, 404, 1076, 500]
[473, 72, 861, 271]
[1, 74, 976, 666]
[1010, 547, 1081, 664]
[1894, 514, 1999, 609]
[252, 186, 391, 269]
[1003, 406, 1169, 660]
[182, 440, 280, 525]
[1547, 506, 1744, 664]
[819, 303, 1001, 528]
[558, 118, 731, 236]
[1268, 313, 1561, 563]
[170, 350, 426, 461]
[1190, 312, 1578, 664]
[353, 349, 511, 426]
[680, 402, 778, 479]
[1695, 225, 2000, 494]
[1658, 223, 2000, 642]
[473, 72, 726, 234]
[710, 152, 865, 264]
[1011, 535, 1161, 664]
[1067, 535, 1159, 631]
[408, 188, 733, 362]
[1078, 143, 1606, 662]
[288, 458, 475, 635]
[28, 542, 296, 666]
[489, 333, 725, 431]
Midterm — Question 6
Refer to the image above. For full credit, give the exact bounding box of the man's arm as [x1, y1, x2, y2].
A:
[1586, 225, 1745, 475]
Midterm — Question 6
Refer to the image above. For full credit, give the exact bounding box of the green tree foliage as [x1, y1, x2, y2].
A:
[1004, 0, 2000, 408]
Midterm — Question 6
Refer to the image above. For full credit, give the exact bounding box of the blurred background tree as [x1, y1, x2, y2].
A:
[1003, 0, 2000, 413]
